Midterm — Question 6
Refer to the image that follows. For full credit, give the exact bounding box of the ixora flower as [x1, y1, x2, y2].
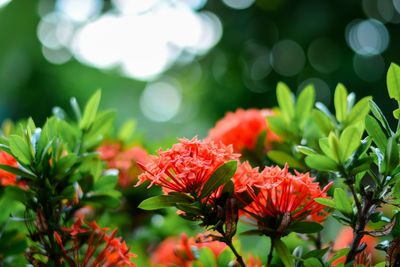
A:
[237, 164, 332, 235]
[208, 108, 281, 153]
[98, 141, 150, 187]
[54, 219, 137, 267]
[136, 136, 239, 196]
[0, 151, 27, 189]
[150, 232, 226, 267]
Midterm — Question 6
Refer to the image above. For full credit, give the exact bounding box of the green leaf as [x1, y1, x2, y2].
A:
[392, 179, 400, 198]
[312, 110, 334, 135]
[93, 174, 118, 192]
[138, 193, 193, 210]
[339, 126, 362, 162]
[295, 84, 315, 127]
[277, 82, 295, 122]
[296, 146, 317, 156]
[198, 247, 216, 267]
[79, 90, 101, 130]
[328, 132, 340, 162]
[394, 108, 400, 119]
[348, 157, 374, 176]
[60, 185, 76, 199]
[387, 63, 400, 102]
[334, 83, 348, 123]
[303, 247, 329, 259]
[274, 239, 294, 267]
[286, 222, 323, 234]
[319, 138, 335, 160]
[199, 160, 237, 199]
[267, 116, 295, 141]
[86, 110, 116, 141]
[384, 136, 399, 176]
[118, 119, 136, 143]
[369, 100, 393, 135]
[365, 115, 387, 154]
[304, 257, 322, 267]
[70, 97, 82, 122]
[176, 202, 202, 215]
[54, 154, 77, 177]
[217, 248, 234, 267]
[314, 198, 335, 208]
[334, 188, 353, 217]
[9, 135, 32, 165]
[0, 164, 37, 180]
[267, 150, 305, 170]
[344, 96, 372, 126]
[374, 262, 386, 267]
[305, 155, 338, 172]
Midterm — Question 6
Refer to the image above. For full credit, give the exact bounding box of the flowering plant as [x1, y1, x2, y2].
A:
[1, 63, 400, 266]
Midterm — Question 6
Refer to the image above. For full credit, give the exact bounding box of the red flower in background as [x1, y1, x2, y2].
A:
[136, 137, 239, 196]
[208, 109, 280, 153]
[54, 219, 137, 267]
[332, 226, 377, 265]
[98, 141, 150, 187]
[0, 151, 27, 189]
[237, 164, 332, 228]
[150, 233, 226, 267]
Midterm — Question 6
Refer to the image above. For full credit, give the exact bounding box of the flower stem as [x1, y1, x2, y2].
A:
[267, 239, 274, 266]
[217, 228, 246, 267]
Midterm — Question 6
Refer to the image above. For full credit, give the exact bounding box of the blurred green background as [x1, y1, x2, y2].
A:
[1, 0, 400, 141]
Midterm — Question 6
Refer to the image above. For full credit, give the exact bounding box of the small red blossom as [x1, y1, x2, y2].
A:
[208, 108, 281, 153]
[98, 141, 150, 187]
[136, 137, 239, 196]
[150, 233, 226, 267]
[238, 164, 332, 229]
[0, 151, 27, 189]
[54, 219, 137, 267]
[246, 253, 264, 267]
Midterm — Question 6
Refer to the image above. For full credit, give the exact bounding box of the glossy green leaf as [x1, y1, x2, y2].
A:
[393, 108, 400, 119]
[286, 222, 323, 234]
[93, 174, 118, 192]
[70, 97, 82, 122]
[199, 160, 237, 199]
[9, 135, 32, 165]
[392, 179, 400, 198]
[365, 115, 387, 154]
[303, 247, 329, 259]
[334, 83, 348, 123]
[54, 154, 77, 177]
[319, 138, 335, 160]
[334, 188, 353, 216]
[274, 239, 294, 267]
[296, 146, 317, 156]
[79, 90, 101, 130]
[314, 198, 335, 208]
[384, 136, 399, 175]
[267, 150, 305, 170]
[304, 257, 322, 267]
[344, 96, 372, 126]
[328, 132, 340, 162]
[339, 125, 362, 162]
[198, 247, 216, 267]
[369, 100, 393, 135]
[0, 164, 37, 180]
[267, 116, 295, 141]
[138, 193, 193, 210]
[217, 248, 234, 267]
[295, 84, 315, 127]
[305, 155, 338, 171]
[277, 82, 295, 122]
[312, 110, 334, 135]
[387, 63, 400, 102]
[176, 202, 202, 215]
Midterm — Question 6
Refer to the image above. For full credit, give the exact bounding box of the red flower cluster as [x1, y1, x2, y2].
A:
[208, 109, 280, 153]
[0, 151, 27, 189]
[136, 137, 239, 196]
[150, 233, 226, 267]
[54, 219, 137, 267]
[98, 141, 149, 187]
[236, 164, 332, 227]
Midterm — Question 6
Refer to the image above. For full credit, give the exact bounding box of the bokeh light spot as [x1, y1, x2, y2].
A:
[222, 0, 255, 10]
[298, 78, 331, 106]
[56, 0, 102, 22]
[308, 38, 341, 73]
[140, 82, 182, 122]
[271, 40, 305, 77]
